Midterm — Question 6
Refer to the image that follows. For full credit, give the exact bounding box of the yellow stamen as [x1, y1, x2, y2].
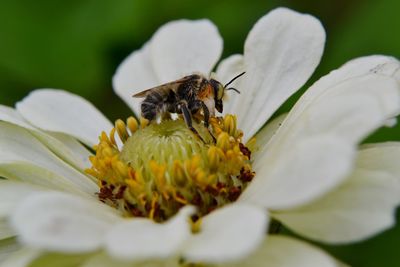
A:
[86, 115, 255, 222]
[223, 114, 237, 137]
[115, 119, 129, 143]
[108, 128, 116, 146]
[140, 117, 149, 128]
[127, 116, 139, 134]
[172, 160, 186, 186]
[216, 132, 231, 151]
[207, 146, 225, 171]
[149, 192, 159, 220]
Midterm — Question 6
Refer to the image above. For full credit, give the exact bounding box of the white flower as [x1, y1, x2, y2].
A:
[0, 7, 400, 267]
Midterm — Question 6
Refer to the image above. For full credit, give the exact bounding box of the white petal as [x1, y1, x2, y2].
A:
[0, 181, 44, 217]
[241, 135, 355, 210]
[0, 105, 35, 130]
[11, 192, 120, 253]
[0, 248, 40, 267]
[0, 162, 93, 197]
[383, 118, 397, 127]
[252, 113, 287, 161]
[239, 8, 325, 138]
[0, 105, 90, 170]
[218, 236, 337, 267]
[150, 20, 223, 83]
[106, 206, 195, 261]
[395, 66, 400, 82]
[215, 54, 246, 116]
[243, 72, 400, 209]
[182, 204, 268, 263]
[0, 122, 97, 194]
[358, 142, 400, 180]
[273, 143, 400, 243]
[289, 55, 400, 123]
[16, 89, 113, 147]
[113, 43, 159, 116]
[49, 132, 92, 169]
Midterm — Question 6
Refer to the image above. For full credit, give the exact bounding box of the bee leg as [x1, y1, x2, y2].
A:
[200, 101, 216, 143]
[179, 102, 205, 143]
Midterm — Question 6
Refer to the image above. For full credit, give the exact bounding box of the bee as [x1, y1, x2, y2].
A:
[133, 72, 245, 141]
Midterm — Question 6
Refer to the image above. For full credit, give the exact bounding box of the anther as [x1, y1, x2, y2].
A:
[208, 146, 225, 171]
[115, 161, 128, 177]
[216, 132, 231, 151]
[100, 131, 110, 143]
[150, 161, 167, 189]
[127, 116, 139, 134]
[224, 115, 237, 137]
[109, 128, 117, 146]
[140, 117, 149, 128]
[115, 119, 129, 143]
[172, 160, 186, 186]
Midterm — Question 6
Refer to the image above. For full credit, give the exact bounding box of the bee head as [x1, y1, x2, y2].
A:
[210, 72, 245, 113]
[210, 79, 225, 113]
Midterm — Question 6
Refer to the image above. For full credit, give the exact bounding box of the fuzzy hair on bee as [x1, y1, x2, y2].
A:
[132, 72, 245, 141]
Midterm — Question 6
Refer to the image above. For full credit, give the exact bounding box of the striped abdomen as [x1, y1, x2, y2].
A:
[141, 90, 168, 121]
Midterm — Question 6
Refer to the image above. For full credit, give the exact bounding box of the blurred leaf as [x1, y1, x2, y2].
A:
[0, 0, 140, 104]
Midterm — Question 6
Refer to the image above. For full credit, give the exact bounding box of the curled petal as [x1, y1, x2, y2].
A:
[273, 143, 400, 243]
[16, 89, 113, 147]
[244, 63, 400, 209]
[239, 8, 326, 138]
[0, 122, 97, 194]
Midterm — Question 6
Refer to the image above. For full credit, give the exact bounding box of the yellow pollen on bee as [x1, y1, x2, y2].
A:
[86, 114, 255, 222]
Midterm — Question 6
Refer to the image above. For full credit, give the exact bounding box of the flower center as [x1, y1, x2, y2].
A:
[86, 115, 255, 222]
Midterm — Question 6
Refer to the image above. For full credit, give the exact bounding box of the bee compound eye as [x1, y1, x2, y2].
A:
[218, 86, 224, 100]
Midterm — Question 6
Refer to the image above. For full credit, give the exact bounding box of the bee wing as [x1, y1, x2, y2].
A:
[132, 76, 196, 98]
[132, 88, 154, 98]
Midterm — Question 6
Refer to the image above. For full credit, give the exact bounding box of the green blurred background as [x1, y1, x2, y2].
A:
[0, 0, 399, 266]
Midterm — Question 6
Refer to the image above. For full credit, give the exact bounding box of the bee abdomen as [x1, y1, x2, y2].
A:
[141, 91, 166, 121]
[141, 102, 157, 120]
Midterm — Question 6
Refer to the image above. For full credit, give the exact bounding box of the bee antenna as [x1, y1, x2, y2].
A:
[224, 72, 246, 88]
[226, 87, 241, 94]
